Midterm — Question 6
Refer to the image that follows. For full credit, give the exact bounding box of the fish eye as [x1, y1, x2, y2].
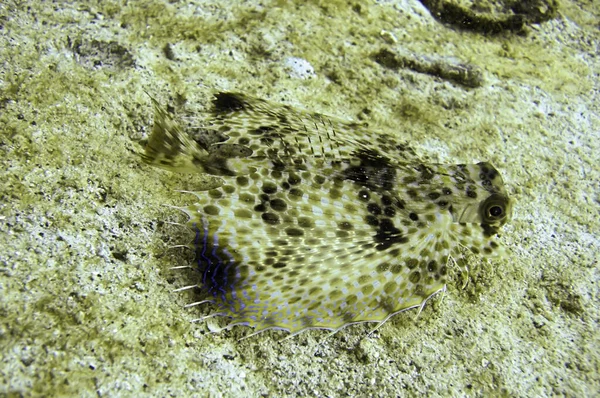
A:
[488, 205, 504, 218]
[479, 194, 509, 224]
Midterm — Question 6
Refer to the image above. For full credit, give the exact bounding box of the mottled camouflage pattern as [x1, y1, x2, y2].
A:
[143, 92, 512, 336]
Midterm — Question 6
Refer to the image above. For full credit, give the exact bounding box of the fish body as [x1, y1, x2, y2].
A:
[143, 92, 512, 335]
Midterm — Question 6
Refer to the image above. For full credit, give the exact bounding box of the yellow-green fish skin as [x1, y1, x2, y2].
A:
[143, 92, 512, 335]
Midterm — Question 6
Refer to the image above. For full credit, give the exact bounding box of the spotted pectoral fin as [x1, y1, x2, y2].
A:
[189, 213, 450, 333]
[180, 165, 452, 333]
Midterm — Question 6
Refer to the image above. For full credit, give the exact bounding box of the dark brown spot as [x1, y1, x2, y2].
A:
[427, 260, 438, 272]
[262, 212, 280, 225]
[329, 189, 342, 200]
[406, 189, 418, 199]
[271, 170, 282, 179]
[203, 205, 219, 215]
[374, 218, 408, 250]
[289, 188, 303, 199]
[466, 186, 478, 198]
[383, 282, 397, 294]
[286, 228, 304, 237]
[288, 173, 301, 185]
[209, 189, 222, 199]
[381, 195, 393, 206]
[384, 207, 396, 217]
[346, 295, 358, 306]
[367, 203, 382, 215]
[236, 176, 249, 186]
[358, 190, 370, 202]
[389, 248, 400, 257]
[343, 150, 396, 191]
[262, 182, 278, 194]
[270, 198, 287, 212]
[409, 271, 421, 283]
[338, 221, 353, 230]
[298, 217, 315, 228]
[332, 177, 344, 187]
[376, 263, 390, 272]
[250, 125, 275, 135]
[365, 215, 379, 226]
[391, 263, 403, 274]
[479, 165, 497, 182]
[234, 209, 252, 218]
